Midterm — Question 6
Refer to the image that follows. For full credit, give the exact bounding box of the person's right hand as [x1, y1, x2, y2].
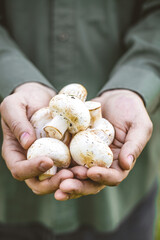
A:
[0, 82, 74, 195]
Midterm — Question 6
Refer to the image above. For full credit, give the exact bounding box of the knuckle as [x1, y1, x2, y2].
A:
[10, 120, 21, 136]
[11, 169, 23, 181]
[59, 169, 72, 178]
[60, 169, 70, 175]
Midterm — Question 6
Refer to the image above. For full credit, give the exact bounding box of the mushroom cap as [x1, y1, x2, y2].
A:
[30, 107, 52, 138]
[49, 94, 90, 134]
[59, 83, 87, 102]
[27, 138, 71, 168]
[93, 118, 115, 145]
[70, 131, 113, 168]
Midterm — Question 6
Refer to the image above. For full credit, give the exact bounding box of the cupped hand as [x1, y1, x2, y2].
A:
[0, 82, 74, 194]
[54, 166, 105, 200]
[54, 90, 153, 200]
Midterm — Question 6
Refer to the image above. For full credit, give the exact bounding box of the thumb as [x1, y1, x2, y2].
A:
[118, 123, 152, 170]
[1, 97, 36, 149]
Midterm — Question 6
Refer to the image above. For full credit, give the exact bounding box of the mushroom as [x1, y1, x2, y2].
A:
[27, 138, 71, 181]
[44, 94, 90, 140]
[70, 131, 113, 168]
[30, 107, 71, 145]
[85, 101, 115, 146]
[59, 83, 87, 102]
[91, 118, 115, 146]
[30, 107, 52, 138]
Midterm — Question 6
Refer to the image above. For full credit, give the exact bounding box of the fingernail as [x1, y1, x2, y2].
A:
[127, 155, 134, 168]
[20, 132, 30, 147]
[39, 162, 50, 172]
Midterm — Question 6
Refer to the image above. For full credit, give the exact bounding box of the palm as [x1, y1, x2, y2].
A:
[55, 90, 153, 200]
[110, 125, 126, 161]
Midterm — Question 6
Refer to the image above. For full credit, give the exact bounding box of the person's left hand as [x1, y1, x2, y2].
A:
[54, 90, 153, 200]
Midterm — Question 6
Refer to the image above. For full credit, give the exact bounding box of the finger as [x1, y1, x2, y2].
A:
[2, 141, 53, 180]
[59, 178, 105, 197]
[54, 189, 70, 201]
[25, 169, 74, 195]
[1, 95, 36, 149]
[87, 163, 129, 186]
[2, 120, 54, 180]
[119, 121, 153, 170]
[70, 166, 88, 180]
[54, 189, 82, 201]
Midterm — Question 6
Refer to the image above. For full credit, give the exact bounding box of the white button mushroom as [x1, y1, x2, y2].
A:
[91, 118, 115, 146]
[30, 107, 52, 138]
[27, 138, 71, 180]
[59, 83, 87, 102]
[70, 131, 113, 168]
[28, 84, 115, 175]
[44, 94, 90, 140]
[85, 101, 115, 146]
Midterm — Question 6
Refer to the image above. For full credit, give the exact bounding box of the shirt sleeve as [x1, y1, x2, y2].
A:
[0, 25, 56, 101]
[99, 0, 160, 114]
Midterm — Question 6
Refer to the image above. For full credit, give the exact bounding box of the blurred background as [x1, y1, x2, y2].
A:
[155, 174, 160, 239]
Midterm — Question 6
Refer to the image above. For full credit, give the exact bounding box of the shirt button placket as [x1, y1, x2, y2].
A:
[50, 0, 76, 91]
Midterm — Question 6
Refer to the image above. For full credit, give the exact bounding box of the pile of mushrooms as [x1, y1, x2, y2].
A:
[27, 84, 115, 180]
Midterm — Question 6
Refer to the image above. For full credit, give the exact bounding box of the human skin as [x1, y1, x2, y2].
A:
[0, 82, 74, 195]
[54, 90, 153, 200]
[0, 84, 153, 197]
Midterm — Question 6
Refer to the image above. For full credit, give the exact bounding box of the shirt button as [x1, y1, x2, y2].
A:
[57, 33, 70, 42]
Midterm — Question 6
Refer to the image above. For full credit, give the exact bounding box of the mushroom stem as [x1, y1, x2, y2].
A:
[85, 101, 115, 145]
[85, 101, 102, 127]
[39, 165, 57, 181]
[62, 131, 72, 146]
[44, 115, 68, 140]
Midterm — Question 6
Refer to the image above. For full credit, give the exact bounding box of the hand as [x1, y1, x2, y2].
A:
[54, 166, 105, 201]
[88, 90, 153, 184]
[0, 82, 74, 194]
[54, 90, 153, 200]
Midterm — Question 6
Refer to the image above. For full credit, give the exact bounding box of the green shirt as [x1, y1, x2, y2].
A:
[0, 0, 160, 234]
